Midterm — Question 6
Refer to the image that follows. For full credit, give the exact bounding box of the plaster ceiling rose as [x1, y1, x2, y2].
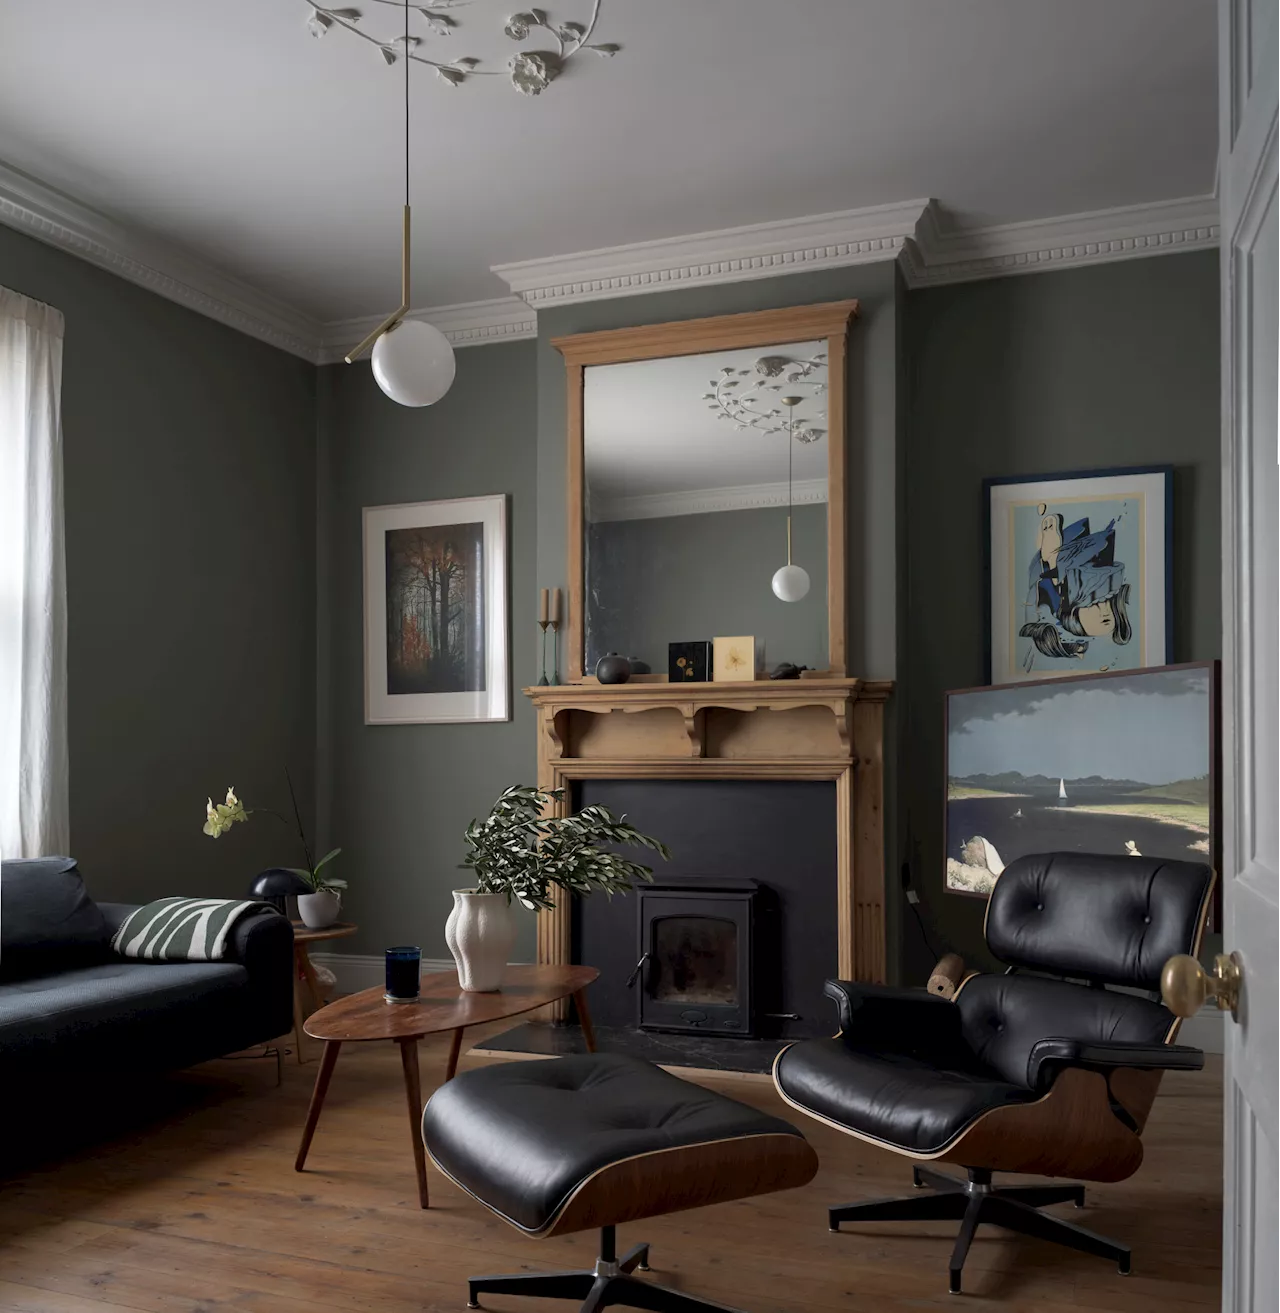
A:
[704, 353, 828, 444]
[300, 0, 620, 94]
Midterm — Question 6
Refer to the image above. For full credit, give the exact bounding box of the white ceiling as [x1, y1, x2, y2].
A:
[0, 1, 1216, 323]
[585, 341, 828, 514]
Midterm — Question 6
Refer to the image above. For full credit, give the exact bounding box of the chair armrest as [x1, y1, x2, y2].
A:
[824, 980, 965, 1054]
[1027, 1037, 1205, 1093]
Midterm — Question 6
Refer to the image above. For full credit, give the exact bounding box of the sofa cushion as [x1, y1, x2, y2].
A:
[0, 959, 249, 1060]
[0, 857, 110, 980]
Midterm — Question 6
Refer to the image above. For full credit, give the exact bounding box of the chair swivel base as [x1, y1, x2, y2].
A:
[829, 1167, 1129, 1294]
[467, 1226, 744, 1313]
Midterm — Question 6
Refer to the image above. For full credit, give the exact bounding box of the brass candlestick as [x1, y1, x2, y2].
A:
[538, 620, 551, 686]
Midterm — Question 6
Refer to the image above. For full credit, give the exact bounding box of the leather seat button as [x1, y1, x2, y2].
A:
[1143, 915, 1152, 924]
[1036, 903, 1044, 911]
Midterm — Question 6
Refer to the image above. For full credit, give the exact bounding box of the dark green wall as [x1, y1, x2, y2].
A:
[0, 225, 318, 904]
[317, 341, 540, 960]
[900, 251, 1222, 979]
[586, 503, 829, 674]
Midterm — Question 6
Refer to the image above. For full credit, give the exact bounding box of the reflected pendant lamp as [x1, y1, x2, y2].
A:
[771, 395, 811, 603]
[344, 0, 456, 407]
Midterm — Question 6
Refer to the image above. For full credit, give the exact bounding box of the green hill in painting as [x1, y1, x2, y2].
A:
[1129, 776, 1210, 805]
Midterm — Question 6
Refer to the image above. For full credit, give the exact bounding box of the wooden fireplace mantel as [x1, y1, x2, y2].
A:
[524, 678, 893, 1002]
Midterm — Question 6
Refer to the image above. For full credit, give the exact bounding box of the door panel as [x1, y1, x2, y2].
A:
[1218, 0, 1278, 1308]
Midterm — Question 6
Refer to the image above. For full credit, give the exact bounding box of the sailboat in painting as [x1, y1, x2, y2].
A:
[1058, 777, 1067, 801]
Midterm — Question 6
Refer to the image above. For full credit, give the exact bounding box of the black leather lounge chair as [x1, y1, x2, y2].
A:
[773, 851, 1215, 1294]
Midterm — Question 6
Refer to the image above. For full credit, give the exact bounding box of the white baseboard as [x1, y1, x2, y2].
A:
[307, 951, 453, 995]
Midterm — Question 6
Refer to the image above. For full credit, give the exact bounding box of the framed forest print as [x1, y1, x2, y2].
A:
[363, 495, 509, 724]
[985, 466, 1172, 684]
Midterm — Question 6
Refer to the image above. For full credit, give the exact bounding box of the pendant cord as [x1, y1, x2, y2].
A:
[786, 405, 794, 565]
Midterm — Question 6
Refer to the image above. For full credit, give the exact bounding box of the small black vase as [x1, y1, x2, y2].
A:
[595, 653, 632, 684]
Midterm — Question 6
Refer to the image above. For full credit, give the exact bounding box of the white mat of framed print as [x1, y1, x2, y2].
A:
[985, 466, 1171, 684]
[363, 495, 509, 724]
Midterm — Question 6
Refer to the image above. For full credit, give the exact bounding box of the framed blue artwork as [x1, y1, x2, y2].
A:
[984, 466, 1172, 684]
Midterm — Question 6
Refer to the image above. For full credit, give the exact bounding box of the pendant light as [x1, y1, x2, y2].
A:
[771, 395, 811, 603]
[344, 0, 456, 407]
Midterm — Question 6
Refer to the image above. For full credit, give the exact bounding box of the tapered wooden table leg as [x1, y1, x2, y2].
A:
[445, 1027, 465, 1081]
[573, 988, 597, 1053]
[399, 1037, 430, 1208]
[295, 1040, 342, 1171]
[292, 969, 308, 1065]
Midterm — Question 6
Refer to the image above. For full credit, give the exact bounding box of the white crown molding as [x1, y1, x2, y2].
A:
[317, 296, 536, 364]
[900, 195, 1220, 288]
[2, 154, 1219, 357]
[590, 476, 828, 523]
[0, 160, 326, 361]
[492, 201, 932, 308]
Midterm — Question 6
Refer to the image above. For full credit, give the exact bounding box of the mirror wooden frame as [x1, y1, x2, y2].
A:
[552, 299, 859, 683]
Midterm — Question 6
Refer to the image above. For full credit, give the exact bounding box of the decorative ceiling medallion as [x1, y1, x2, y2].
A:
[300, 0, 620, 94]
[704, 353, 827, 443]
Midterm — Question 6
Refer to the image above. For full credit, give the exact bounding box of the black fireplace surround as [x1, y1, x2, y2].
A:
[572, 779, 838, 1042]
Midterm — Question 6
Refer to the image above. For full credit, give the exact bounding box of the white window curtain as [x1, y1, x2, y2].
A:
[0, 286, 68, 859]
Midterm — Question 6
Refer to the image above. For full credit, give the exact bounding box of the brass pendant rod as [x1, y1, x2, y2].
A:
[345, 0, 413, 365]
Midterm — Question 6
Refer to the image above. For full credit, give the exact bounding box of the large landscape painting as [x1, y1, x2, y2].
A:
[945, 663, 1216, 896]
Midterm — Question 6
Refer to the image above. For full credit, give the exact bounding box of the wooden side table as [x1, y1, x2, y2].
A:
[295, 964, 600, 1208]
[290, 921, 358, 1064]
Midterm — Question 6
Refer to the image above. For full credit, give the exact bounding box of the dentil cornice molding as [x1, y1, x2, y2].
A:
[900, 195, 1220, 287]
[492, 201, 931, 307]
[0, 160, 324, 360]
[317, 296, 536, 363]
[0, 156, 1219, 358]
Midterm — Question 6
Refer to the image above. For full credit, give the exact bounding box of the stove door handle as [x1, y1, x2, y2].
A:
[626, 952, 650, 989]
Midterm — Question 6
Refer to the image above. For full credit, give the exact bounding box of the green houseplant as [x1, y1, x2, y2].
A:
[448, 784, 670, 991]
[203, 771, 345, 927]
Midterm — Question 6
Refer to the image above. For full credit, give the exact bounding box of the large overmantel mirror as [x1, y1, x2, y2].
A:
[554, 301, 858, 683]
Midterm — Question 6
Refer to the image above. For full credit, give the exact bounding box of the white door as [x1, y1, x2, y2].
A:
[1218, 1, 1279, 1308]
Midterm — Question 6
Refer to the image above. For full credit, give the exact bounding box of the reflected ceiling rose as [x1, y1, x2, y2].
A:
[371, 319, 456, 407]
[772, 563, 811, 603]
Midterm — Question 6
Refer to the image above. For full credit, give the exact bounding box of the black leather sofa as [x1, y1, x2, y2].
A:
[0, 857, 294, 1082]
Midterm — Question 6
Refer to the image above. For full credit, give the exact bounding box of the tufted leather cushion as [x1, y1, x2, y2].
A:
[422, 1054, 809, 1234]
[954, 973, 1173, 1089]
[986, 853, 1213, 988]
[775, 1036, 1036, 1154]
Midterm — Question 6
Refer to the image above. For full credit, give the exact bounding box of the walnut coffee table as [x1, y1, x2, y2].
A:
[294, 963, 599, 1208]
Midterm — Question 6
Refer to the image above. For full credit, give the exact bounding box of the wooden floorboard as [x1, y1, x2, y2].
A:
[0, 1029, 1222, 1312]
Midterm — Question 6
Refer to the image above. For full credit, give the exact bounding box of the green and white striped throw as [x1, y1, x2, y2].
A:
[111, 897, 265, 962]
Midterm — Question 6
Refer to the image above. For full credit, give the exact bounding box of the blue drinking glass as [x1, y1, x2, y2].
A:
[385, 945, 422, 1002]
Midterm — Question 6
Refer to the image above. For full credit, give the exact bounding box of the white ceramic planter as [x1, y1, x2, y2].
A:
[445, 889, 517, 992]
[297, 889, 342, 929]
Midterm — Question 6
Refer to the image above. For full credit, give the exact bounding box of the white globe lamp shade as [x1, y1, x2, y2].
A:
[772, 563, 811, 603]
[371, 319, 456, 407]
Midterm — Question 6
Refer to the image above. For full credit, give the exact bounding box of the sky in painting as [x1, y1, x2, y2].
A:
[948, 667, 1210, 784]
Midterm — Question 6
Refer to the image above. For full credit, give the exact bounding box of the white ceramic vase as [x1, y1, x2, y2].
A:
[445, 889, 517, 992]
[297, 889, 341, 929]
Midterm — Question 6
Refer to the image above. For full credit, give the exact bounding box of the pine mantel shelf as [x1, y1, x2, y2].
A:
[524, 679, 892, 760]
[524, 677, 894, 988]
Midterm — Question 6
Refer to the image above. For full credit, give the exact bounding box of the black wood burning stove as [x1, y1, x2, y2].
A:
[632, 879, 757, 1037]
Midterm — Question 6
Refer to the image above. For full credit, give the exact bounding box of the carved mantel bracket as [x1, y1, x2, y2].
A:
[524, 678, 893, 1001]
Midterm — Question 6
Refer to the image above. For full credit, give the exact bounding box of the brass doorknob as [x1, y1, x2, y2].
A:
[1161, 952, 1242, 1019]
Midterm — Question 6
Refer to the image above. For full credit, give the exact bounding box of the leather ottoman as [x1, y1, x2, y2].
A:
[422, 1053, 818, 1312]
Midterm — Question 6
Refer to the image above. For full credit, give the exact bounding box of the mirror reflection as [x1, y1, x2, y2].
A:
[584, 339, 829, 679]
